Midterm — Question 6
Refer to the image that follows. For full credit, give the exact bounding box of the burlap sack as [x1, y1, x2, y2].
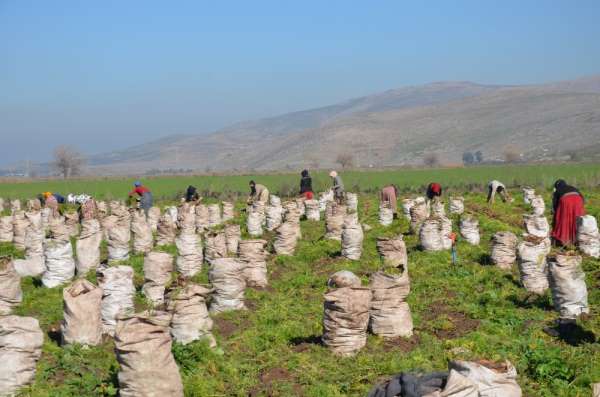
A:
[274, 221, 298, 256]
[460, 216, 480, 245]
[548, 254, 589, 319]
[195, 204, 209, 232]
[76, 219, 102, 276]
[147, 206, 161, 233]
[328, 270, 362, 288]
[96, 200, 108, 219]
[522, 187, 536, 204]
[13, 222, 45, 277]
[325, 202, 347, 241]
[409, 198, 429, 234]
[319, 190, 334, 212]
[167, 284, 216, 347]
[209, 258, 247, 313]
[177, 202, 196, 230]
[224, 224, 241, 255]
[0, 259, 22, 315]
[346, 193, 358, 212]
[64, 211, 80, 237]
[24, 210, 42, 232]
[101, 214, 117, 241]
[42, 239, 75, 288]
[431, 200, 446, 217]
[530, 196, 545, 216]
[97, 265, 135, 335]
[107, 210, 131, 263]
[449, 360, 522, 397]
[239, 239, 268, 288]
[0, 216, 13, 242]
[142, 252, 174, 306]
[322, 281, 371, 356]
[10, 199, 21, 214]
[165, 206, 178, 224]
[0, 198, 4, 212]
[376, 236, 407, 268]
[576, 215, 600, 258]
[204, 231, 227, 264]
[0, 316, 43, 396]
[523, 214, 550, 239]
[40, 207, 52, 232]
[207, 204, 222, 228]
[420, 218, 444, 251]
[341, 213, 363, 260]
[48, 215, 70, 243]
[401, 198, 414, 221]
[115, 311, 184, 397]
[270, 195, 282, 207]
[449, 197, 465, 215]
[247, 208, 264, 237]
[131, 210, 153, 254]
[156, 213, 177, 246]
[222, 201, 235, 222]
[379, 203, 394, 226]
[305, 199, 320, 221]
[12, 213, 29, 251]
[490, 232, 517, 270]
[369, 270, 413, 338]
[517, 238, 550, 295]
[266, 203, 284, 231]
[175, 228, 203, 278]
[61, 279, 103, 346]
[295, 197, 306, 218]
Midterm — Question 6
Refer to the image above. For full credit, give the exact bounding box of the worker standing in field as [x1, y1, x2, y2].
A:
[426, 182, 442, 203]
[299, 170, 314, 199]
[551, 179, 585, 246]
[128, 181, 153, 216]
[247, 180, 269, 205]
[329, 171, 345, 203]
[487, 180, 512, 204]
[380, 184, 399, 219]
[185, 185, 200, 202]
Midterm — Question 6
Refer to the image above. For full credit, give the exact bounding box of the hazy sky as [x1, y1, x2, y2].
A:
[1, 1, 600, 166]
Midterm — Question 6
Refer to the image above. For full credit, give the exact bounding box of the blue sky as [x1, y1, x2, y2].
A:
[1, 1, 599, 165]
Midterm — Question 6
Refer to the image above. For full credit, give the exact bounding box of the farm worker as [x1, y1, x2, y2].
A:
[329, 171, 345, 203]
[185, 185, 200, 202]
[43, 191, 65, 204]
[299, 170, 314, 199]
[128, 181, 153, 216]
[426, 183, 442, 202]
[487, 180, 512, 204]
[380, 184, 399, 219]
[247, 181, 269, 205]
[551, 179, 585, 246]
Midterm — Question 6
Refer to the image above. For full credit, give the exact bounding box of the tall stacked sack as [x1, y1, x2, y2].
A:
[517, 236, 550, 295]
[577, 215, 600, 258]
[265, 195, 283, 231]
[325, 202, 347, 241]
[409, 197, 428, 234]
[341, 212, 363, 260]
[548, 253, 589, 320]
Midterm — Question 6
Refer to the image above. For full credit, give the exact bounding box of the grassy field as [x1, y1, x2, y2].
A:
[3, 167, 600, 396]
[1, 163, 600, 201]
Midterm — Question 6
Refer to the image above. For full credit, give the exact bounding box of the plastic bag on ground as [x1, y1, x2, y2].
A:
[341, 213, 363, 260]
[548, 253, 589, 319]
[523, 214, 550, 239]
[175, 228, 203, 278]
[207, 204, 222, 228]
[530, 196, 545, 216]
[274, 221, 298, 256]
[266, 203, 284, 231]
[304, 199, 320, 221]
[142, 252, 174, 306]
[460, 216, 480, 245]
[147, 206, 161, 233]
[131, 210, 153, 254]
[379, 203, 394, 226]
[325, 202, 347, 241]
[156, 213, 177, 246]
[76, 219, 102, 276]
[208, 258, 247, 313]
[576, 215, 600, 258]
[449, 360, 522, 397]
[167, 284, 216, 347]
[322, 275, 371, 356]
[222, 201, 235, 222]
[204, 231, 227, 264]
[0, 216, 13, 242]
[517, 237, 550, 295]
[42, 239, 75, 288]
[115, 311, 184, 397]
[410, 198, 429, 234]
[239, 239, 268, 288]
[449, 197, 465, 215]
[97, 265, 135, 336]
[490, 232, 517, 270]
[224, 224, 241, 255]
[0, 259, 22, 315]
[346, 192, 358, 212]
[369, 270, 413, 338]
[0, 316, 44, 396]
[61, 279, 103, 346]
[376, 236, 407, 268]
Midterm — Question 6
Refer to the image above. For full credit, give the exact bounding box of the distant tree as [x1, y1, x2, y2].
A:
[474, 151, 483, 163]
[335, 153, 354, 169]
[53, 145, 84, 178]
[503, 145, 521, 163]
[423, 152, 440, 167]
[462, 152, 475, 165]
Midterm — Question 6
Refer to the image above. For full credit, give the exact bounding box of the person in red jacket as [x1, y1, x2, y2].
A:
[426, 182, 442, 202]
[128, 181, 153, 216]
[551, 179, 585, 246]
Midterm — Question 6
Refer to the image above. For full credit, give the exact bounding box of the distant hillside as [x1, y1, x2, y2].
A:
[87, 76, 600, 174]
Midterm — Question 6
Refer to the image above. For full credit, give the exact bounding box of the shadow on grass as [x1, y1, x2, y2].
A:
[478, 253, 493, 266]
[544, 322, 596, 347]
[507, 293, 554, 311]
[289, 335, 323, 346]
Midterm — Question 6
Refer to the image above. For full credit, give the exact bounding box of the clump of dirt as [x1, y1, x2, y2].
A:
[383, 334, 421, 352]
[420, 303, 480, 339]
[213, 315, 252, 339]
[248, 367, 303, 396]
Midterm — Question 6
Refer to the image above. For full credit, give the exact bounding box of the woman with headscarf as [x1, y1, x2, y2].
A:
[380, 184, 399, 219]
[426, 182, 442, 202]
[329, 171, 345, 203]
[185, 185, 200, 202]
[128, 181, 153, 216]
[299, 170, 313, 199]
[247, 180, 269, 205]
[551, 179, 585, 246]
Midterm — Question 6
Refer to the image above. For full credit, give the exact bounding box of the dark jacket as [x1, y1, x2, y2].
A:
[300, 176, 313, 194]
[552, 179, 583, 212]
[185, 185, 199, 202]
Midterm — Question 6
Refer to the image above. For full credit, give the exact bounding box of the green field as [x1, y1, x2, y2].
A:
[1, 163, 600, 201]
[3, 165, 600, 396]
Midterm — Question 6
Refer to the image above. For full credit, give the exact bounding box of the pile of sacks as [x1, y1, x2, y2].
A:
[419, 217, 452, 251]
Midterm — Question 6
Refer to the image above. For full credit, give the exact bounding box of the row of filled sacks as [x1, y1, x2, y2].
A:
[401, 196, 465, 224]
[322, 269, 413, 357]
[323, 203, 365, 260]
